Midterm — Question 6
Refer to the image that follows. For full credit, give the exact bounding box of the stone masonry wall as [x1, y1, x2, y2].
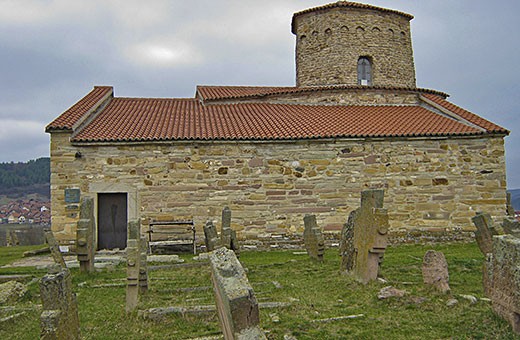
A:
[49, 132, 507, 246]
[294, 7, 416, 87]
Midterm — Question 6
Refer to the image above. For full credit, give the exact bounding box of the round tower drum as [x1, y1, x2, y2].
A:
[292, 2, 417, 88]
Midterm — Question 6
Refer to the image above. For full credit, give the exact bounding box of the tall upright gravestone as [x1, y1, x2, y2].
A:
[76, 197, 96, 273]
[339, 190, 389, 284]
[126, 220, 142, 313]
[221, 207, 240, 255]
[303, 214, 325, 261]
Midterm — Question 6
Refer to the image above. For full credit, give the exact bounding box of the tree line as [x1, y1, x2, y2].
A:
[0, 158, 50, 190]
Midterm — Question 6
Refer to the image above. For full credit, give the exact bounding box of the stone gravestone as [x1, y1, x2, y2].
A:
[502, 217, 520, 238]
[422, 250, 450, 294]
[209, 247, 266, 340]
[44, 229, 67, 269]
[40, 267, 80, 339]
[126, 220, 141, 313]
[221, 207, 240, 255]
[340, 190, 389, 284]
[339, 210, 356, 272]
[487, 235, 520, 334]
[76, 197, 96, 273]
[204, 220, 220, 252]
[303, 214, 325, 261]
[139, 235, 149, 294]
[506, 192, 515, 217]
[472, 212, 500, 255]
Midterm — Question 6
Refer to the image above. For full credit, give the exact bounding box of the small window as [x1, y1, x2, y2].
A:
[357, 57, 372, 86]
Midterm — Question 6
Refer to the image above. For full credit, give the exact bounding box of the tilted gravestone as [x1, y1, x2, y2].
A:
[204, 220, 220, 252]
[126, 220, 141, 313]
[44, 229, 67, 269]
[502, 217, 520, 238]
[209, 247, 266, 340]
[422, 250, 450, 294]
[487, 235, 520, 334]
[76, 197, 96, 273]
[471, 212, 500, 255]
[40, 267, 80, 339]
[303, 214, 325, 261]
[339, 190, 389, 283]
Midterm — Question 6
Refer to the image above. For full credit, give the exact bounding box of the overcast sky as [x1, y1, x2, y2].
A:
[1, 0, 519, 188]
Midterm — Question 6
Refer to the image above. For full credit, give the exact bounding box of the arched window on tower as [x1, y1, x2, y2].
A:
[357, 57, 372, 86]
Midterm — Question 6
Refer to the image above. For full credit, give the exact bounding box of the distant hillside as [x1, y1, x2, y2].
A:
[509, 189, 520, 210]
[0, 158, 50, 198]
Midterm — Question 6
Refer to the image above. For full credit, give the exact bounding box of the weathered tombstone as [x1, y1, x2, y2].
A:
[44, 229, 67, 269]
[209, 247, 266, 340]
[126, 220, 141, 313]
[303, 214, 325, 261]
[76, 197, 96, 273]
[139, 235, 148, 294]
[339, 210, 356, 272]
[506, 192, 515, 216]
[488, 235, 520, 334]
[221, 207, 232, 249]
[422, 250, 450, 294]
[7, 230, 20, 247]
[220, 207, 240, 255]
[204, 220, 220, 252]
[472, 212, 500, 255]
[502, 217, 520, 238]
[340, 190, 389, 283]
[39, 267, 80, 339]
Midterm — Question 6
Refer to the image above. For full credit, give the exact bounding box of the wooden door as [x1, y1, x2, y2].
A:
[98, 193, 127, 250]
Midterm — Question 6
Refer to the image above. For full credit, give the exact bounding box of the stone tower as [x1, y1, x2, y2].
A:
[292, 1, 416, 88]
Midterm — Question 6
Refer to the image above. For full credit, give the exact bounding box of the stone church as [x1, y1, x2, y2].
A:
[46, 1, 508, 249]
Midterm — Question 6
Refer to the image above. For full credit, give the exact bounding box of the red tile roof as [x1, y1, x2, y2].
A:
[422, 94, 507, 134]
[292, 2, 413, 34]
[69, 95, 503, 143]
[46, 86, 113, 131]
[197, 85, 448, 101]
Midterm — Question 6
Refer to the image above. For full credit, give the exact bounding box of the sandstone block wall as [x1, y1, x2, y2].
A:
[293, 7, 416, 87]
[49, 130, 507, 246]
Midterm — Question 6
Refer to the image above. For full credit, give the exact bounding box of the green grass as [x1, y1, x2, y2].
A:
[0, 243, 518, 339]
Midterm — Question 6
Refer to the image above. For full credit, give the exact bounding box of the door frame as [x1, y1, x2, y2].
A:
[88, 182, 138, 250]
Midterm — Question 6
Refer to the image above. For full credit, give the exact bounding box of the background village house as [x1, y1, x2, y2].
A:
[45, 1, 508, 250]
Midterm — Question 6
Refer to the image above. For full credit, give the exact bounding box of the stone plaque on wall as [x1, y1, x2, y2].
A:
[64, 189, 81, 204]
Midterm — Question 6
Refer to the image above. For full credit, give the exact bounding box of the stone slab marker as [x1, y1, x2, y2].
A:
[340, 190, 389, 283]
[139, 235, 148, 294]
[44, 229, 67, 269]
[40, 267, 80, 339]
[204, 220, 220, 252]
[422, 250, 450, 294]
[209, 247, 266, 340]
[76, 197, 96, 273]
[339, 210, 356, 272]
[488, 235, 520, 334]
[303, 214, 325, 261]
[472, 212, 499, 255]
[126, 220, 141, 313]
[502, 217, 520, 238]
[221, 207, 240, 255]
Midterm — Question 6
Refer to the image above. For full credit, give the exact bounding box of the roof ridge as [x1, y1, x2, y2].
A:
[199, 85, 449, 101]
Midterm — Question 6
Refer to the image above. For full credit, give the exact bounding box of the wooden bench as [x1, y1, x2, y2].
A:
[147, 220, 196, 255]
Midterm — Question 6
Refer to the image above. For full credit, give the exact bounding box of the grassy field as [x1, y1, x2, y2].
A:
[0, 242, 517, 339]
